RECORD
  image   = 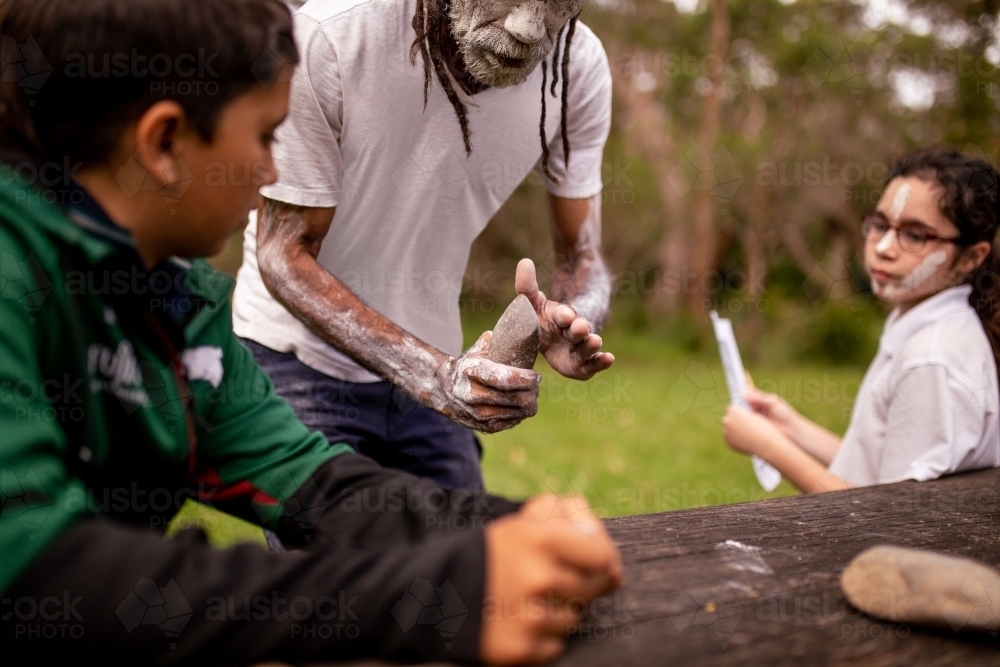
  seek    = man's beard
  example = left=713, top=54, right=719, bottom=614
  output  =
left=448, top=5, right=554, bottom=88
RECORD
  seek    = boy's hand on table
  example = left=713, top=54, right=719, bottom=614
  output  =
left=481, top=494, right=623, bottom=665
left=722, top=405, right=785, bottom=458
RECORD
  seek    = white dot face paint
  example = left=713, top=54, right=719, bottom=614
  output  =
left=890, top=182, right=912, bottom=221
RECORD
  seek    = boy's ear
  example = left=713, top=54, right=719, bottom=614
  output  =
left=130, top=100, right=189, bottom=189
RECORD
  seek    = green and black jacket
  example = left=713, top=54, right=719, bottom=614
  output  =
left=0, top=153, right=515, bottom=665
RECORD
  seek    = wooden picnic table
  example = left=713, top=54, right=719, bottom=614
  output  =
left=331, top=468, right=998, bottom=667
left=561, top=466, right=999, bottom=666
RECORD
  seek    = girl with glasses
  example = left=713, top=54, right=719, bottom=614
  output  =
left=721, top=147, right=1000, bottom=492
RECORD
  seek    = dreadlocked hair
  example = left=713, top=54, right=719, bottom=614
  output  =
left=410, top=0, right=578, bottom=182
left=410, top=0, right=472, bottom=155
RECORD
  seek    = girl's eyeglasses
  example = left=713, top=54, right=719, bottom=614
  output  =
left=861, top=215, right=960, bottom=253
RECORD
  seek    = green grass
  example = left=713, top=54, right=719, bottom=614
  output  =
left=466, top=315, right=864, bottom=517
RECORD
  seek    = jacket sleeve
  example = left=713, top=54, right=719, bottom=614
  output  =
left=0, top=227, right=87, bottom=594
left=3, top=515, right=488, bottom=665
left=189, top=300, right=352, bottom=527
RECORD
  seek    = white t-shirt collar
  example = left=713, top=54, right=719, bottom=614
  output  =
left=878, top=284, right=974, bottom=358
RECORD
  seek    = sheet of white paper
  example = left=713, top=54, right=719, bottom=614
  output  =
left=710, top=311, right=782, bottom=492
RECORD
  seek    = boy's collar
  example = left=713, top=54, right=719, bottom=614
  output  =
left=0, top=165, right=230, bottom=302
left=64, top=177, right=196, bottom=274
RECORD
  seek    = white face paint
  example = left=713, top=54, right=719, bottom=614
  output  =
left=874, top=249, right=948, bottom=300
left=875, top=228, right=897, bottom=254
left=449, top=0, right=585, bottom=88
left=890, top=182, right=911, bottom=221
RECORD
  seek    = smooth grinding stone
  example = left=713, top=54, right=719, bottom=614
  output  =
left=841, top=545, right=999, bottom=633
left=488, top=295, right=540, bottom=369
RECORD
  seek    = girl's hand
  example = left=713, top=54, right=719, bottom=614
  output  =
left=744, top=375, right=799, bottom=431
left=721, top=405, right=784, bottom=457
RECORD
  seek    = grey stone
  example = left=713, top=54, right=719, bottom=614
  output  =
left=840, top=545, right=999, bottom=633
left=488, top=294, right=540, bottom=369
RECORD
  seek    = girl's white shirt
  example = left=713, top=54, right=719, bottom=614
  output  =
left=829, top=284, right=1000, bottom=486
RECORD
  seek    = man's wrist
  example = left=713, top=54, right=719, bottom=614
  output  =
left=565, top=271, right=611, bottom=332
left=381, top=342, right=452, bottom=414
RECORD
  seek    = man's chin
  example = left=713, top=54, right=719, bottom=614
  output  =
left=465, top=51, right=538, bottom=89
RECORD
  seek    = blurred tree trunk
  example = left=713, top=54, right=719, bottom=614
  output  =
left=608, top=42, right=685, bottom=313
left=741, top=188, right=767, bottom=363
left=687, top=0, right=730, bottom=313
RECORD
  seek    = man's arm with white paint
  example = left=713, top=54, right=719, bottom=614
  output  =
left=514, top=193, right=615, bottom=381
left=549, top=193, right=612, bottom=330
left=255, top=196, right=540, bottom=433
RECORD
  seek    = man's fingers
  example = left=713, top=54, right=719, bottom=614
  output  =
left=559, top=315, right=591, bottom=343
left=574, top=352, right=615, bottom=379
left=462, top=385, right=538, bottom=409
left=572, top=333, right=603, bottom=357
left=476, top=417, right=524, bottom=434
left=515, top=258, right=546, bottom=310
left=551, top=304, right=578, bottom=329
left=468, top=330, right=493, bottom=357
left=463, top=358, right=540, bottom=391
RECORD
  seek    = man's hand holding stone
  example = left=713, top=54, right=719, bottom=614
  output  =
left=436, top=331, right=540, bottom=433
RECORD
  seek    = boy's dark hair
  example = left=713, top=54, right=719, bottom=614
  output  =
left=888, top=147, right=1000, bottom=377
left=0, top=0, right=298, bottom=165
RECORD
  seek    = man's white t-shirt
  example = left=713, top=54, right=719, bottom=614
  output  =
left=829, top=285, right=1000, bottom=486
left=234, top=0, right=612, bottom=382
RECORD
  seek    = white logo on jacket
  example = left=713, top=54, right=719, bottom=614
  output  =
left=88, top=340, right=148, bottom=406
left=181, top=346, right=224, bottom=389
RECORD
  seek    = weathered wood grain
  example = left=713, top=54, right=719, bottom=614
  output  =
left=319, top=468, right=999, bottom=667
left=562, top=467, right=999, bottom=666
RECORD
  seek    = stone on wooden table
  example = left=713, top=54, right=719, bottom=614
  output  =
left=841, top=545, right=999, bottom=633
left=488, top=294, right=539, bottom=370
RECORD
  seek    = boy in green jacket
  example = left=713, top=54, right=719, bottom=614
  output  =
left=0, top=0, right=621, bottom=664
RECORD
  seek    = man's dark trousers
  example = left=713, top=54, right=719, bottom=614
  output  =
left=241, top=338, right=483, bottom=490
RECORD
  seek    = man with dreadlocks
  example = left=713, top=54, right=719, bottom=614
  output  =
left=234, top=0, right=614, bottom=490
